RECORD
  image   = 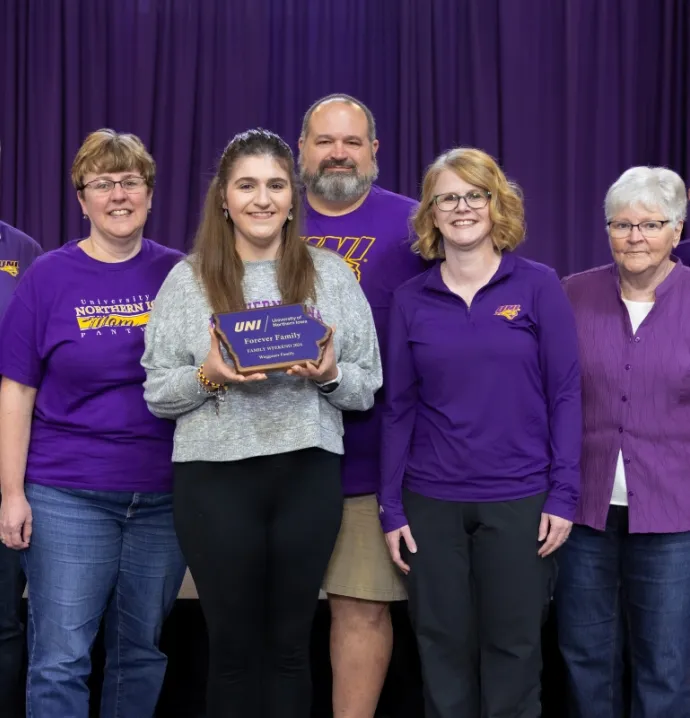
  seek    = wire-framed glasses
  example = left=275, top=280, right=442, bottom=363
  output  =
left=433, top=190, right=491, bottom=211
left=607, top=220, right=671, bottom=239
left=81, top=177, right=148, bottom=195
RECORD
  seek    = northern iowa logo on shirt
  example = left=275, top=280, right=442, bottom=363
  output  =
left=494, top=304, right=521, bottom=320
left=302, top=235, right=375, bottom=282
left=75, top=295, right=154, bottom=337
left=0, top=260, right=19, bottom=277
left=245, top=298, right=324, bottom=322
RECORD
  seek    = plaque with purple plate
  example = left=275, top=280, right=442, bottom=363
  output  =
left=212, top=304, right=332, bottom=375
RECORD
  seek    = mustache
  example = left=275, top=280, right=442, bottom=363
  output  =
left=318, top=159, right=357, bottom=172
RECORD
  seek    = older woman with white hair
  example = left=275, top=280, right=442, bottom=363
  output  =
left=556, top=166, right=690, bottom=718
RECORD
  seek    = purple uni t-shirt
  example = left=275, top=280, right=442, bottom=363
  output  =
left=303, top=185, right=427, bottom=495
left=0, top=238, right=183, bottom=492
left=0, top=221, right=42, bottom=320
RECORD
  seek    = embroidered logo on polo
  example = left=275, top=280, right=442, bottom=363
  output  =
left=302, top=235, right=375, bottom=282
left=74, top=295, right=154, bottom=337
left=494, top=304, right=521, bottom=320
left=0, top=260, right=19, bottom=277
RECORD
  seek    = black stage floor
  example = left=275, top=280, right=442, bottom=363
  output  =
left=13, top=598, right=572, bottom=716
left=98, top=599, right=569, bottom=717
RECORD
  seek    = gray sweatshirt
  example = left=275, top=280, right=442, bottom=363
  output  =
left=141, top=246, right=382, bottom=463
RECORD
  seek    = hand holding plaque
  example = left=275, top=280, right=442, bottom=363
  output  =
left=202, top=326, right=268, bottom=385
left=212, top=304, right=332, bottom=376
left=285, top=326, right=337, bottom=383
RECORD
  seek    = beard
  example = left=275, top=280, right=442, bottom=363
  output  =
left=300, top=156, right=379, bottom=202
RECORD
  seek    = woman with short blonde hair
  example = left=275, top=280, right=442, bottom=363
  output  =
left=380, top=147, right=581, bottom=718
left=412, top=146, right=525, bottom=259
left=0, top=129, right=185, bottom=718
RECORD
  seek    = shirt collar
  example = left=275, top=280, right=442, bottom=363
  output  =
left=423, top=251, right=517, bottom=295
left=610, top=255, right=683, bottom=300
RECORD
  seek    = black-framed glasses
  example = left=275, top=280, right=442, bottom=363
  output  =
left=433, top=190, right=491, bottom=211
left=607, top=220, right=671, bottom=239
left=80, top=177, right=148, bottom=195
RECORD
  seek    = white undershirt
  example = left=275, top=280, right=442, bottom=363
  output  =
left=611, top=298, right=654, bottom=506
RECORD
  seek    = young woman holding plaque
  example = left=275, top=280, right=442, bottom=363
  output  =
left=141, top=129, right=382, bottom=718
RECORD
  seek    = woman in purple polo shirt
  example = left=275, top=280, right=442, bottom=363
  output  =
left=379, top=147, right=582, bottom=718
left=0, top=130, right=185, bottom=718
left=556, top=166, right=690, bottom=718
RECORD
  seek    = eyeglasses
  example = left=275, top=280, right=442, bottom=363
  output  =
left=81, top=177, right=148, bottom=195
left=607, top=220, right=671, bottom=239
left=433, top=190, right=491, bottom=212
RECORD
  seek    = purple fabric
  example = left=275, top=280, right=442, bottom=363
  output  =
left=2, top=0, right=689, bottom=277
left=0, top=239, right=183, bottom=492
left=0, top=221, right=42, bottom=321
left=673, top=240, right=690, bottom=265
left=563, top=260, right=690, bottom=534
left=303, top=185, right=426, bottom=495
left=379, top=254, right=582, bottom=534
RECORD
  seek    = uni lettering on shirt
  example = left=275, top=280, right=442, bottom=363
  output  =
left=302, top=184, right=425, bottom=497
left=243, top=299, right=323, bottom=322
left=302, top=235, right=376, bottom=282
left=0, top=260, right=19, bottom=277
left=494, top=304, right=522, bottom=320
left=0, top=220, right=43, bottom=323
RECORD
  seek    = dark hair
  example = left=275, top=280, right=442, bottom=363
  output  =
left=192, top=129, right=315, bottom=313
left=300, top=93, right=377, bottom=143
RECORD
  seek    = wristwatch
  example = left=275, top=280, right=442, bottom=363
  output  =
left=315, top=366, right=342, bottom=394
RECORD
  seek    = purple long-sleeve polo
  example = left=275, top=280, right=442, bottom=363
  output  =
left=379, top=253, right=582, bottom=533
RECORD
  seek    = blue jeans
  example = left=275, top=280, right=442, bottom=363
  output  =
left=22, top=483, right=186, bottom=718
left=555, top=506, right=690, bottom=718
left=0, top=524, right=26, bottom=718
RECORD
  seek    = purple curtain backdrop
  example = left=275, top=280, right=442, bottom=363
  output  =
left=1, top=0, right=689, bottom=275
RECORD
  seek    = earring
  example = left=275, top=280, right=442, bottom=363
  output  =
left=287, top=209, right=293, bottom=221
left=223, top=208, right=229, bottom=220
left=83, top=214, right=88, bottom=220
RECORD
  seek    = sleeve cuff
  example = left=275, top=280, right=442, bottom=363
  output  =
left=315, top=365, right=342, bottom=389
left=0, top=366, right=41, bottom=389
left=542, top=494, right=576, bottom=522
left=378, top=502, right=408, bottom=533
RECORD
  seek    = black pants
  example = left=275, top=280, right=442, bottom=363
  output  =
left=402, top=489, right=556, bottom=718
left=0, top=497, right=26, bottom=718
left=174, top=449, right=343, bottom=718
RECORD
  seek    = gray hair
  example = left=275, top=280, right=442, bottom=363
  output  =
left=300, top=93, right=377, bottom=143
left=605, top=166, right=687, bottom=227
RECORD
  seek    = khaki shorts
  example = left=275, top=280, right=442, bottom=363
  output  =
left=322, top=494, right=407, bottom=602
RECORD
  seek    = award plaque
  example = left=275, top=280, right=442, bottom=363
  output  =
left=212, top=304, right=332, bottom=375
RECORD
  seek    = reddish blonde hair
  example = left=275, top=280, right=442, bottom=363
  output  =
left=412, top=147, right=525, bottom=259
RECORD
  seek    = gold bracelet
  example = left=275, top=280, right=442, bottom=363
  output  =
left=197, top=365, right=224, bottom=392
